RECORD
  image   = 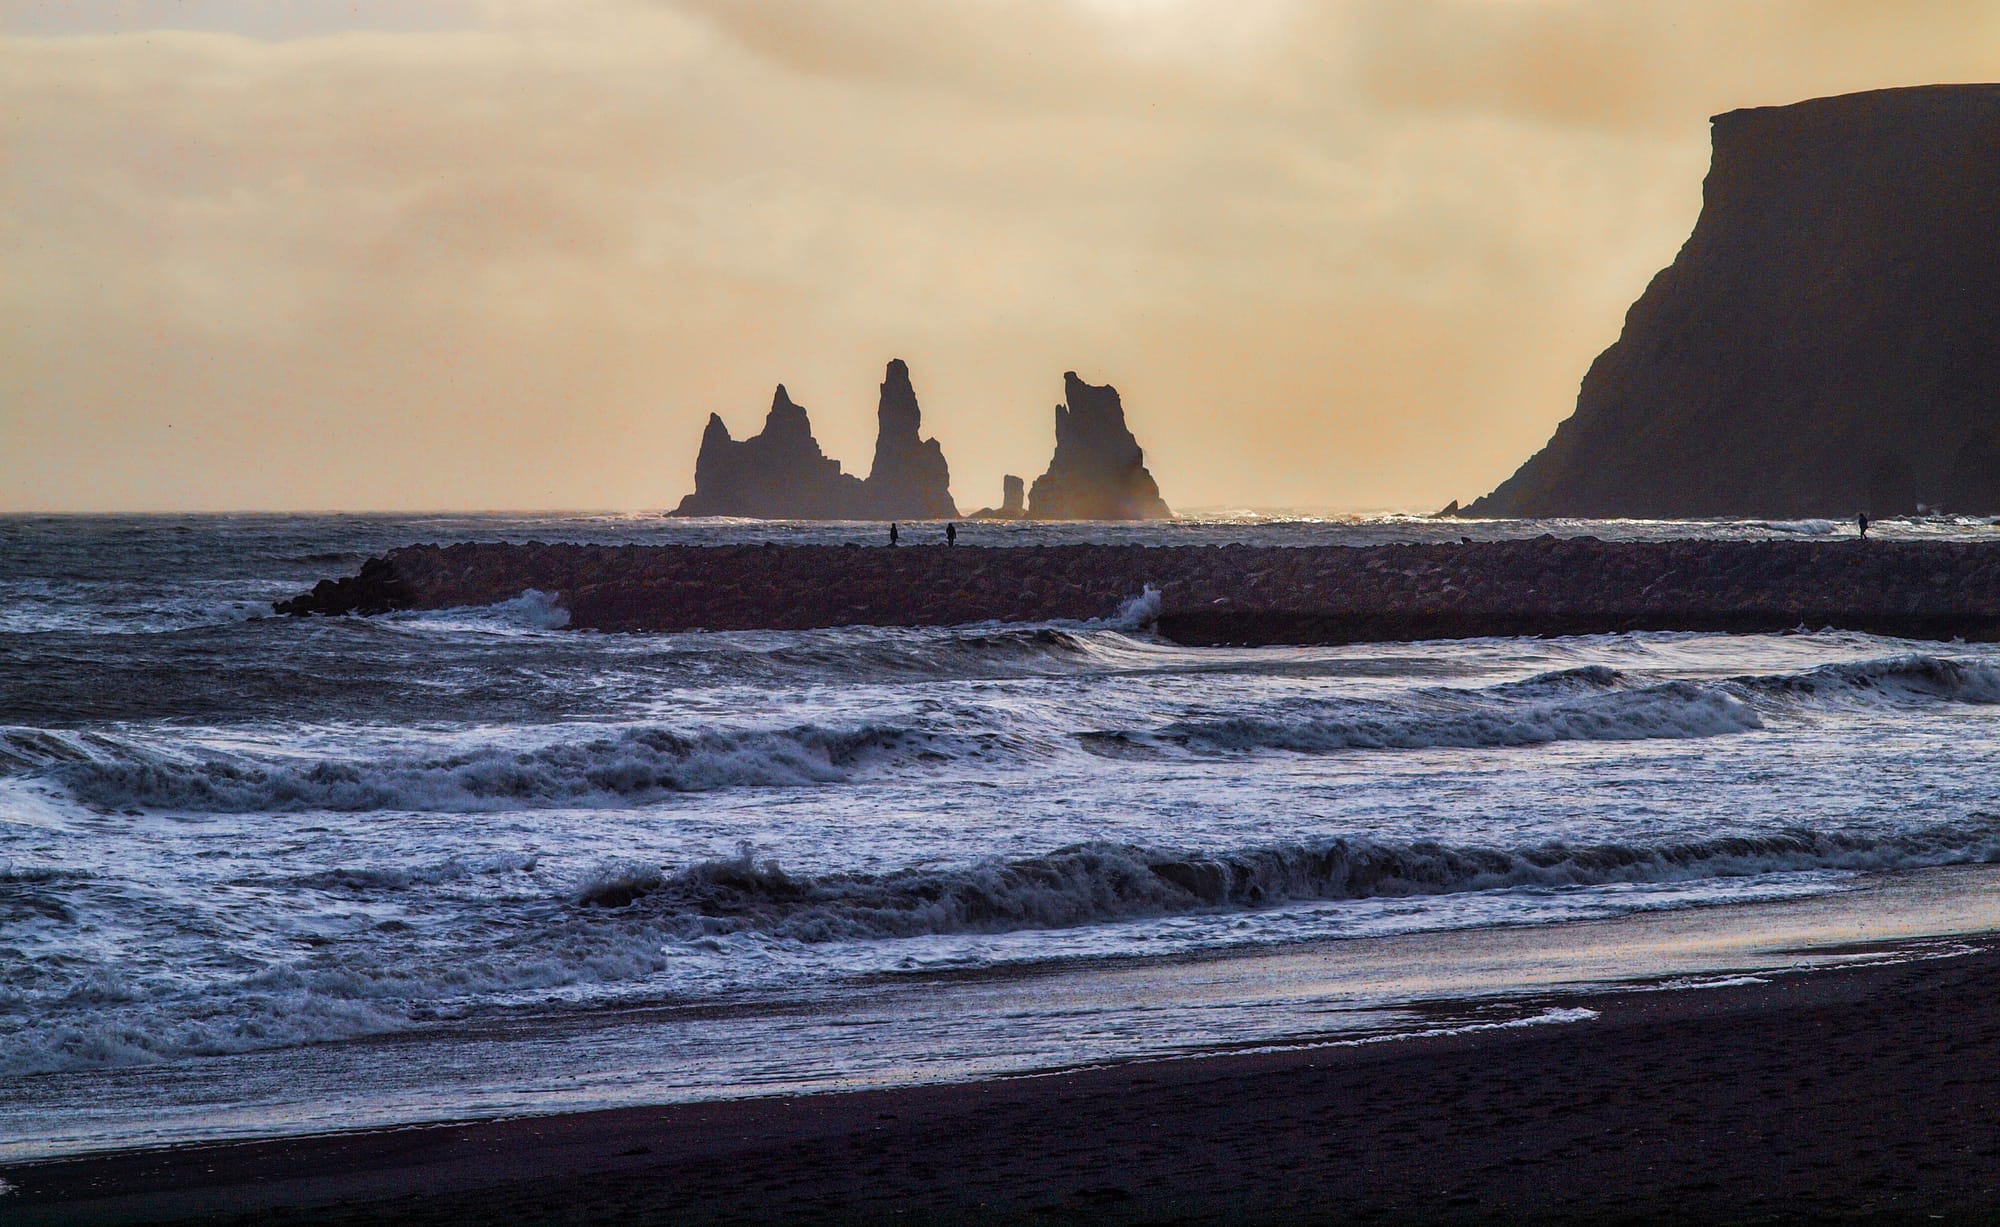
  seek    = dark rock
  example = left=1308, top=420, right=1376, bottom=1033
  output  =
left=673, top=361, right=957, bottom=520
left=273, top=555, right=413, bottom=616
left=1026, top=373, right=1171, bottom=520
left=1468, top=85, right=2000, bottom=518
left=972, top=475, right=1028, bottom=519
left=863, top=359, right=958, bottom=519
left=278, top=539, right=2000, bottom=644
left=672, top=386, right=869, bottom=518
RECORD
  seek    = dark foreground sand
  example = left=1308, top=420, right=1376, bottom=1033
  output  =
left=15, top=944, right=2000, bottom=1226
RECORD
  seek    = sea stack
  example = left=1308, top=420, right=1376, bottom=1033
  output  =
left=1000, top=474, right=1025, bottom=516
left=672, top=386, right=868, bottom=518
left=972, top=476, right=1027, bottom=519
left=1026, top=372, right=1171, bottom=520
left=672, top=361, right=958, bottom=519
left=1466, top=85, right=2000, bottom=518
left=862, top=360, right=958, bottom=519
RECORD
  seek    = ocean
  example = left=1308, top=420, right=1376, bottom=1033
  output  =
left=8, top=511, right=2000, bottom=1161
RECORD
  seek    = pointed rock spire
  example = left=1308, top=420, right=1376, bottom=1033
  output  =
left=672, top=384, right=867, bottom=517
left=863, top=359, right=957, bottom=519
left=1026, top=371, right=1170, bottom=520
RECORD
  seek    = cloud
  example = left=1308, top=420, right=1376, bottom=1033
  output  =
left=3, top=1, right=1997, bottom=511
left=1351, top=0, right=2000, bottom=132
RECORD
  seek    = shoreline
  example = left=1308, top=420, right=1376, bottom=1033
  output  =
left=274, top=538, right=2000, bottom=643
left=18, top=865, right=2000, bottom=1224
left=15, top=942, right=2000, bottom=1224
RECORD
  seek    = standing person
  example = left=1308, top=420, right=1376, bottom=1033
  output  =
left=945, top=522, right=957, bottom=547
left=889, top=522, right=899, bottom=547
left=1858, top=513, right=1869, bottom=539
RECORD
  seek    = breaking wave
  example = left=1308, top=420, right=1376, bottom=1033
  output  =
left=1103, top=584, right=1162, bottom=631
left=1153, top=680, right=1762, bottom=754
left=1735, top=654, right=2000, bottom=706
left=582, top=820, right=2000, bottom=942
left=731, top=625, right=1094, bottom=683
left=44, top=723, right=1000, bottom=814
left=1120, top=655, right=2000, bottom=759
left=391, top=588, right=570, bottom=632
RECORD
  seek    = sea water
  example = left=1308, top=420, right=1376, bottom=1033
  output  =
left=7, top=511, right=2000, bottom=1159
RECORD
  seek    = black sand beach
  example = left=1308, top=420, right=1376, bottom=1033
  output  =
left=16, top=940, right=2000, bottom=1225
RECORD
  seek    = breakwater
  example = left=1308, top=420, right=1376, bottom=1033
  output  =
left=274, top=538, right=2000, bottom=645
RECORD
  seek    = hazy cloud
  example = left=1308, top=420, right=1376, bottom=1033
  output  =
left=3, top=1, right=1996, bottom=510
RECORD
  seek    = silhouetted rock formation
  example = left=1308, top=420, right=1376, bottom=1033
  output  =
left=1027, top=373, right=1171, bottom=519
left=672, top=385, right=868, bottom=518
left=672, top=361, right=955, bottom=519
left=973, top=475, right=1026, bottom=519
left=863, top=360, right=958, bottom=519
left=1467, top=85, right=2000, bottom=518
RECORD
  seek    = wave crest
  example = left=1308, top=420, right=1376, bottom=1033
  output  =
left=1738, top=654, right=2000, bottom=705
left=587, top=820, right=2000, bottom=942
left=49, top=724, right=969, bottom=814
left=1154, top=680, right=1760, bottom=754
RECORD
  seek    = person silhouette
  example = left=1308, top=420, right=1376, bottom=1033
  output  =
left=1858, top=513, right=1869, bottom=539
left=946, top=522, right=957, bottom=547
left=889, top=522, right=899, bottom=547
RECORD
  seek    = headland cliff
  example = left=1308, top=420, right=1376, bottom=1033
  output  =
left=1468, top=85, right=2000, bottom=518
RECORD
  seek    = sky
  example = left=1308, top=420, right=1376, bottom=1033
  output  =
left=5, top=1, right=2000, bottom=513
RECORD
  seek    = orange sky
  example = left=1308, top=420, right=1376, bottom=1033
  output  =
left=5, top=1, right=2000, bottom=513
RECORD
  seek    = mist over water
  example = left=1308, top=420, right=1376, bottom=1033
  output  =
left=8, top=512, right=2000, bottom=1156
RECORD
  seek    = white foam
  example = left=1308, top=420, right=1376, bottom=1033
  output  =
left=1105, top=584, right=1162, bottom=631
left=1231, top=1006, right=1603, bottom=1056
left=390, top=588, right=570, bottom=632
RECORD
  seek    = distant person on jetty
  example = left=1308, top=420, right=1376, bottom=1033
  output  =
left=946, top=522, right=957, bottom=547
left=1858, top=513, right=1869, bottom=538
left=889, top=522, right=899, bottom=547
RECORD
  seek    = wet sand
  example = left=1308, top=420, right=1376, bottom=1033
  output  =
left=15, top=941, right=2000, bottom=1225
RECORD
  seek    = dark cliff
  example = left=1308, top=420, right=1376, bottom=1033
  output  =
left=1468, top=85, right=2000, bottom=518
left=1027, top=372, right=1171, bottom=520
left=862, top=359, right=958, bottom=519
left=672, top=361, right=955, bottom=519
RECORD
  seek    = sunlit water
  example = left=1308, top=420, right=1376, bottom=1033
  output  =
left=7, top=511, right=2000, bottom=1159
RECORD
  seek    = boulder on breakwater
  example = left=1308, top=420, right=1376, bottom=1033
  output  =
left=276, top=538, right=2000, bottom=644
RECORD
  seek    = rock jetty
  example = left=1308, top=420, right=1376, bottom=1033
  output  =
left=1468, top=85, right=2000, bottom=518
left=1027, top=373, right=1171, bottom=520
left=277, top=538, right=2000, bottom=645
